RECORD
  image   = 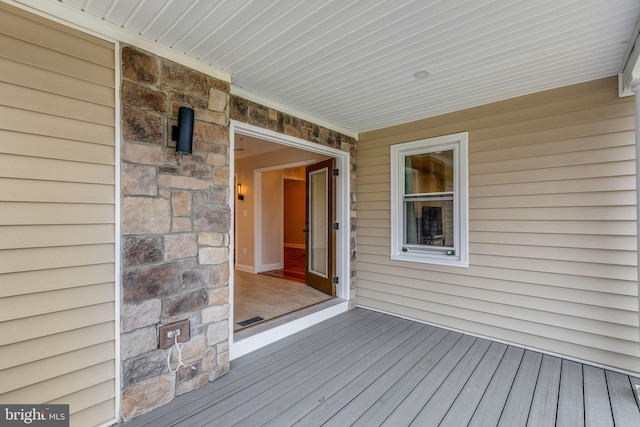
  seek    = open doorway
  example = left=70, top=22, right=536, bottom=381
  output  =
left=229, top=122, right=351, bottom=359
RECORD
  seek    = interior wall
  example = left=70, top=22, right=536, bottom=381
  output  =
left=356, top=76, right=640, bottom=374
left=234, top=145, right=327, bottom=272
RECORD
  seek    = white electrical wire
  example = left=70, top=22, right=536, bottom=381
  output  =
left=167, top=334, right=189, bottom=374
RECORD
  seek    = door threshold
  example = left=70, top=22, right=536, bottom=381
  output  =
left=230, top=298, right=348, bottom=359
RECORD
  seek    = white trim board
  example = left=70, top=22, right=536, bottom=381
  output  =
left=229, top=120, right=352, bottom=359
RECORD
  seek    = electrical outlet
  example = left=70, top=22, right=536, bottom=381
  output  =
left=158, top=320, right=190, bottom=349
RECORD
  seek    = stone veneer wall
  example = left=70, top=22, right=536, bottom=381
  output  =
left=229, top=96, right=358, bottom=307
left=119, top=45, right=232, bottom=421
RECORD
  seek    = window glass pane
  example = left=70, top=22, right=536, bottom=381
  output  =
left=405, top=200, right=454, bottom=247
left=404, top=150, right=454, bottom=195
left=309, top=169, right=328, bottom=276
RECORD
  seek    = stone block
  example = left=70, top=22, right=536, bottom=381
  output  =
left=121, top=326, right=157, bottom=359
left=174, top=335, right=207, bottom=364
left=193, top=205, right=230, bottom=233
left=158, top=174, right=211, bottom=190
left=208, top=187, right=228, bottom=204
left=217, top=341, right=229, bottom=353
left=182, top=162, right=212, bottom=179
left=207, top=287, right=229, bottom=305
left=207, top=264, right=229, bottom=287
left=122, top=349, right=168, bottom=388
left=122, top=46, right=159, bottom=85
left=161, top=60, right=208, bottom=97
left=248, top=104, right=268, bottom=127
left=207, top=77, right=230, bottom=92
left=209, top=364, right=230, bottom=382
left=162, top=289, right=208, bottom=317
left=122, top=107, right=162, bottom=144
left=207, top=88, right=228, bottom=112
left=120, top=374, right=174, bottom=422
left=121, top=197, right=171, bottom=235
left=206, top=153, right=226, bottom=166
left=229, top=96, right=248, bottom=121
left=200, top=347, right=217, bottom=372
left=170, top=91, right=208, bottom=111
left=122, top=163, right=158, bottom=196
left=182, top=269, right=209, bottom=290
left=212, top=166, right=229, bottom=186
left=123, top=236, right=163, bottom=268
left=198, top=232, right=224, bottom=247
left=206, top=320, right=229, bottom=346
left=172, top=191, right=192, bottom=217
left=122, top=81, right=167, bottom=113
left=217, top=350, right=229, bottom=367
left=164, top=233, right=197, bottom=261
left=121, top=299, right=162, bottom=333
left=123, top=263, right=181, bottom=302
left=122, top=142, right=164, bottom=165
left=176, top=374, right=209, bottom=397
left=198, top=247, right=228, bottom=265
left=201, top=303, right=229, bottom=323
left=194, top=121, right=229, bottom=145
left=197, top=109, right=227, bottom=127
left=171, top=217, right=192, bottom=232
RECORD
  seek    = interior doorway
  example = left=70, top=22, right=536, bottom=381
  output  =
left=229, top=121, right=351, bottom=359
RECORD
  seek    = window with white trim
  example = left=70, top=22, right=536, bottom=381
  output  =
left=390, top=132, right=469, bottom=267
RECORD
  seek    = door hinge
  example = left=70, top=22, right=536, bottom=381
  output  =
left=332, top=276, right=339, bottom=284
left=332, top=222, right=339, bottom=230
left=332, top=168, right=339, bottom=176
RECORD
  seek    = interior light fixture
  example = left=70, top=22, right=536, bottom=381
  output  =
left=237, top=183, right=244, bottom=201
left=171, top=107, right=195, bottom=154
left=413, top=70, right=430, bottom=79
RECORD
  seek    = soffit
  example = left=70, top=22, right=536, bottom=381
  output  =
left=39, top=0, right=640, bottom=134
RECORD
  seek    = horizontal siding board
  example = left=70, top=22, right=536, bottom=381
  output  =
left=49, top=380, right=116, bottom=415
left=469, top=219, right=636, bottom=236
left=0, top=33, right=114, bottom=86
left=0, top=203, right=115, bottom=225
left=0, top=264, right=115, bottom=297
left=469, top=206, right=636, bottom=221
left=0, top=245, right=115, bottom=274
left=357, top=269, right=637, bottom=313
left=470, top=232, right=636, bottom=251
left=358, top=259, right=638, bottom=300
left=471, top=131, right=634, bottom=164
left=470, top=176, right=636, bottom=197
left=0, top=282, right=115, bottom=322
left=0, top=341, right=115, bottom=395
left=0, top=322, right=115, bottom=370
left=0, top=361, right=115, bottom=404
left=0, top=130, right=115, bottom=164
left=0, top=56, right=114, bottom=106
left=470, top=191, right=636, bottom=209
left=0, top=224, right=115, bottom=249
left=0, top=178, right=115, bottom=204
left=0, top=153, right=115, bottom=184
left=0, top=106, right=115, bottom=145
left=0, top=7, right=114, bottom=69
left=0, top=303, right=115, bottom=346
left=69, top=400, right=115, bottom=427
left=358, top=279, right=638, bottom=338
left=0, top=81, right=114, bottom=126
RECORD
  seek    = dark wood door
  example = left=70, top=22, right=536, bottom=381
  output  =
left=305, top=159, right=335, bottom=295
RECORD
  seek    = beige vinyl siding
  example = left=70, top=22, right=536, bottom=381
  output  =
left=356, top=77, right=640, bottom=374
left=0, top=3, right=116, bottom=427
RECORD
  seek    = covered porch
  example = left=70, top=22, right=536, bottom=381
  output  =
left=123, top=308, right=640, bottom=426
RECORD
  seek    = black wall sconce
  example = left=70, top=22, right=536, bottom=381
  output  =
left=237, top=183, right=244, bottom=201
left=171, top=107, right=194, bottom=154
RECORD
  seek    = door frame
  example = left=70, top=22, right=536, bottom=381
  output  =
left=229, top=120, right=351, bottom=359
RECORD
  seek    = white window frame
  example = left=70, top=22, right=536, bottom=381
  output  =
left=390, top=132, right=469, bottom=267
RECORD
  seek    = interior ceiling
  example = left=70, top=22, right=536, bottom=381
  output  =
left=50, top=0, right=640, bottom=135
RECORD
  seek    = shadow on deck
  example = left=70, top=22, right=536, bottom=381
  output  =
left=121, top=308, right=640, bottom=426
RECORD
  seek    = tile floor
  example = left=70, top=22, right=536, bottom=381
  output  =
left=233, top=270, right=334, bottom=332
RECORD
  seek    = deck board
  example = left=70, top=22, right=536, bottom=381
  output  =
left=121, top=308, right=640, bottom=427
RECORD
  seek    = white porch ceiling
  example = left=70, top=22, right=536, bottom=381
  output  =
left=41, top=0, right=640, bottom=134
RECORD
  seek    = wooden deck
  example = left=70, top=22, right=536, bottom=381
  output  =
left=122, top=308, right=640, bottom=426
